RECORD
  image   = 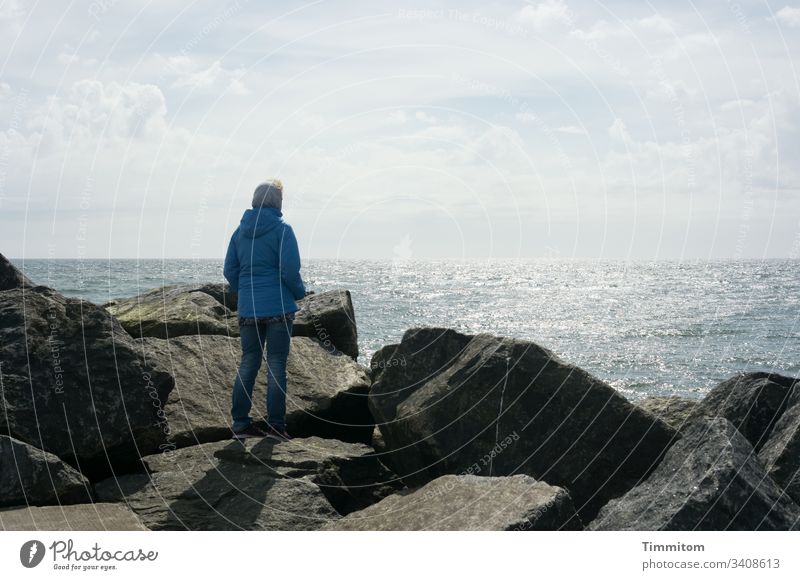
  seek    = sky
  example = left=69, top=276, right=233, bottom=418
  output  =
left=0, top=0, right=799, bottom=260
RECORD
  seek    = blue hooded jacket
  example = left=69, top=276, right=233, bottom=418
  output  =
left=223, top=207, right=306, bottom=317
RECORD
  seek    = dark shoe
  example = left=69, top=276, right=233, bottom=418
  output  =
left=232, top=423, right=267, bottom=440
left=264, top=424, right=292, bottom=441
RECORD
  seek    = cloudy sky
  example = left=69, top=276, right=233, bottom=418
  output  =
left=1, top=0, right=798, bottom=260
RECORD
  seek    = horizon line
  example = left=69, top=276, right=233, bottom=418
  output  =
left=9, top=256, right=800, bottom=262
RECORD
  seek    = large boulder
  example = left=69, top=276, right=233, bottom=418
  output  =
left=293, top=290, right=359, bottom=359
left=759, top=384, right=800, bottom=504
left=690, top=372, right=797, bottom=451
left=138, top=335, right=373, bottom=446
left=104, top=285, right=239, bottom=339
left=95, top=437, right=399, bottom=530
left=0, top=503, right=146, bottom=531
left=323, top=474, right=582, bottom=531
left=369, top=328, right=677, bottom=521
left=1, top=436, right=92, bottom=507
left=589, top=417, right=800, bottom=530
left=0, top=286, right=174, bottom=479
left=192, top=282, right=237, bottom=311
left=104, top=286, right=360, bottom=360
left=637, top=396, right=699, bottom=433
left=0, top=253, right=31, bottom=290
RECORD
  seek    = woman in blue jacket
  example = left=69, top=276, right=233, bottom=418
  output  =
left=224, top=180, right=306, bottom=440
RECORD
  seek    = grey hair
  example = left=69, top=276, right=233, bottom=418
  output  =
left=252, top=179, right=283, bottom=210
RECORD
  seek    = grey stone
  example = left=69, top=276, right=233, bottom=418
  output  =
left=637, top=396, right=699, bottom=433
left=323, top=474, right=582, bottom=531
left=104, top=286, right=360, bottom=360
left=0, top=286, right=174, bottom=479
left=104, top=285, right=239, bottom=339
left=589, top=417, right=800, bottom=530
left=95, top=437, right=399, bottom=530
left=371, top=426, right=386, bottom=454
left=192, top=282, right=237, bottom=312
left=0, top=253, right=31, bottom=291
left=294, top=290, right=358, bottom=359
left=691, top=372, right=797, bottom=451
left=369, top=327, right=677, bottom=521
left=137, top=335, right=373, bottom=446
left=0, top=436, right=92, bottom=507
left=0, top=503, right=146, bottom=531
left=759, top=385, right=800, bottom=504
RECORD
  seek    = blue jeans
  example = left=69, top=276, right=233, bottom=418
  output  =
left=231, top=318, right=293, bottom=432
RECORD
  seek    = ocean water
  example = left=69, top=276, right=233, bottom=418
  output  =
left=14, top=258, right=800, bottom=402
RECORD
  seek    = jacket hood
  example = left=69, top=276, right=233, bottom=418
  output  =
left=239, top=207, right=284, bottom=239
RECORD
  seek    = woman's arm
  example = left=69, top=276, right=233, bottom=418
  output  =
left=279, top=224, right=306, bottom=300
left=223, top=228, right=240, bottom=292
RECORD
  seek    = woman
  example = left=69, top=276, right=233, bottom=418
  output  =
left=224, top=180, right=306, bottom=440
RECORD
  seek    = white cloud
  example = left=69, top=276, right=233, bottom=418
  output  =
left=608, top=118, right=631, bottom=143
left=515, top=112, right=539, bottom=123
left=415, top=111, right=437, bottom=123
left=571, top=19, right=626, bottom=42
left=57, top=52, right=79, bottom=65
left=1, top=0, right=798, bottom=257
left=57, top=44, right=101, bottom=68
left=169, top=58, right=223, bottom=89
left=719, top=98, right=756, bottom=112
left=660, top=32, right=717, bottom=61
left=516, top=0, right=571, bottom=30
left=601, top=91, right=800, bottom=203
left=165, top=56, right=249, bottom=94
left=0, top=0, right=23, bottom=20
left=1, top=80, right=168, bottom=171
left=412, top=123, right=470, bottom=143
left=556, top=125, right=587, bottom=135
left=645, top=78, right=697, bottom=102
left=572, top=14, right=680, bottom=44
left=389, top=110, right=408, bottom=124
left=776, top=6, right=800, bottom=27
left=638, top=14, right=674, bottom=33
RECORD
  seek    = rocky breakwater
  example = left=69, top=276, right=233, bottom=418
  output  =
left=368, top=327, right=678, bottom=522
left=0, top=253, right=390, bottom=530
left=105, top=284, right=359, bottom=359
left=367, top=328, right=800, bottom=530
left=136, top=334, right=373, bottom=447
left=95, top=437, right=398, bottom=530
left=3, top=251, right=799, bottom=532
left=0, top=254, right=174, bottom=481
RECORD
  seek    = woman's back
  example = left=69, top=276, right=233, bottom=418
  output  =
left=224, top=187, right=305, bottom=318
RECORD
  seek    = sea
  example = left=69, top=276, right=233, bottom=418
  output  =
left=14, top=258, right=800, bottom=402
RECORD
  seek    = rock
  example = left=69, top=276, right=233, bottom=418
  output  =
left=104, top=285, right=239, bottom=339
left=759, top=385, right=800, bottom=504
left=192, top=282, right=237, bottom=311
left=0, top=436, right=92, bottom=507
left=138, top=335, right=373, bottom=446
left=589, top=417, right=800, bottom=530
left=369, top=328, right=677, bottom=521
left=637, top=396, right=699, bottom=433
left=371, top=426, right=386, bottom=453
left=104, top=285, right=360, bottom=358
left=95, top=437, right=399, bottom=530
left=323, top=474, right=582, bottom=531
left=691, top=372, right=797, bottom=451
left=0, top=253, right=32, bottom=290
left=0, top=286, right=174, bottom=479
left=294, top=290, right=358, bottom=359
left=136, top=334, right=245, bottom=448
left=0, top=503, right=147, bottom=531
